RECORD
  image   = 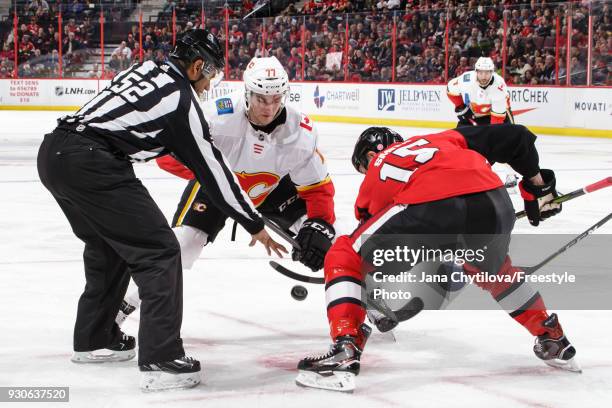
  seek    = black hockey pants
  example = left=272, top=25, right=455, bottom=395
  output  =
left=37, top=129, right=185, bottom=365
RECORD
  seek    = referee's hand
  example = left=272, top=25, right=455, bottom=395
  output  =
left=250, top=229, right=288, bottom=258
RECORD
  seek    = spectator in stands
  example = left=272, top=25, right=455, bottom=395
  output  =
left=591, top=59, right=608, bottom=85
left=540, top=54, right=556, bottom=84
left=230, top=24, right=244, bottom=45
left=69, top=0, right=84, bottom=18
left=569, top=55, right=586, bottom=85
left=112, top=41, right=132, bottom=69
left=377, top=0, right=400, bottom=10
left=363, top=49, right=377, bottom=78
left=143, top=35, right=156, bottom=52
left=396, top=55, right=409, bottom=81
left=19, top=62, right=34, bottom=78
left=463, top=28, right=482, bottom=58
left=133, top=42, right=143, bottom=63
left=49, top=31, right=60, bottom=55
left=28, top=0, right=50, bottom=19
left=109, top=53, right=122, bottom=72
left=45, top=49, right=59, bottom=73
left=0, top=65, right=10, bottom=78
left=33, top=27, right=47, bottom=52
left=62, top=31, right=82, bottom=60
left=19, top=34, right=35, bottom=62
left=454, top=56, right=469, bottom=77
left=126, top=32, right=136, bottom=52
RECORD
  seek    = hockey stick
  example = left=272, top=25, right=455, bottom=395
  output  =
left=515, top=177, right=612, bottom=219
left=271, top=178, right=612, bottom=284
left=270, top=260, right=324, bottom=284
left=518, top=212, right=612, bottom=275
left=263, top=217, right=301, bottom=250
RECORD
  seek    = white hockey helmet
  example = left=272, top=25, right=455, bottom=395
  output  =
left=243, top=56, right=289, bottom=111
left=475, top=57, right=495, bottom=71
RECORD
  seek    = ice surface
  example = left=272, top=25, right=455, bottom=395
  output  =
left=0, top=111, right=611, bottom=407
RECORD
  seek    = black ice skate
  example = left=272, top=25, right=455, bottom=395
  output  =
left=71, top=332, right=136, bottom=363
left=296, top=324, right=371, bottom=392
left=534, top=313, right=581, bottom=373
left=140, top=356, right=201, bottom=392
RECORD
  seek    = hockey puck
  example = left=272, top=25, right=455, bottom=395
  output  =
left=291, top=285, right=308, bottom=301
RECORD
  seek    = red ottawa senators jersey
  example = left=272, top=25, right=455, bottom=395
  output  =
left=355, top=129, right=507, bottom=219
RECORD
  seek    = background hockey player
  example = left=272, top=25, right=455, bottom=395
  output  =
left=447, top=57, right=514, bottom=127
left=296, top=125, right=579, bottom=393
left=37, top=29, right=286, bottom=392
left=117, top=57, right=336, bottom=324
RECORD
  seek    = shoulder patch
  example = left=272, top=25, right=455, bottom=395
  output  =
left=215, top=98, right=234, bottom=115
left=463, top=73, right=470, bottom=82
left=299, top=113, right=313, bottom=132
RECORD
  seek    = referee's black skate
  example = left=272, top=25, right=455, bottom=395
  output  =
left=140, top=356, right=201, bottom=392
left=533, top=313, right=581, bottom=373
left=71, top=331, right=136, bottom=363
left=296, top=324, right=371, bottom=392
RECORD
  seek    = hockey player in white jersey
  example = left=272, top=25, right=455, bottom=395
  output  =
left=116, top=57, right=336, bottom=325
left=447, top=57, right=514, bottom=127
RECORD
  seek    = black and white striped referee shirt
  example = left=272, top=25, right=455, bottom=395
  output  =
left=57, top=60, right=264, bottom=234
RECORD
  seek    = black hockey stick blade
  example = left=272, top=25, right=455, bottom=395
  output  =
left=395, top=297, right=425, bottom=322
left=518, top=212, right=612, bottom=275
left=516, top=177, right=612, bottom=219
left=270, top=261, right=324, bottom=284
left=263, top=217, right=301, bottom=250
left=366, top=290, right=398, bottom=324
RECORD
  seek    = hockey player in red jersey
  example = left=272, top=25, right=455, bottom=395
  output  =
left=296, top=125, right=579, bottom=392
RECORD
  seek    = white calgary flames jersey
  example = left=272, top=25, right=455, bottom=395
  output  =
left=200, top=92, right=329, bottom=207
left=447, top=71, right=510, bottom=118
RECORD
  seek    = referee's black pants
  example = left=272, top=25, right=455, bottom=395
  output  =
left=37, top=129, right=185, bottom=365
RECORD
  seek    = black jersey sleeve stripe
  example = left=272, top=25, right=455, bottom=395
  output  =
left=458, top=124, right=540, bottom=178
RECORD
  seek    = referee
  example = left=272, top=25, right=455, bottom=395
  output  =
left=37, top=29, right=285, bottom=391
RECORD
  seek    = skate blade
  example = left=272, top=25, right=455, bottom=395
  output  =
left=377, top=330, right=397, bottom=343
left=295, top=370, right=355, bottom=393
left=140, top=371, right=201, bottom=392
left=544, top=357, right=582, bottom=373
left=71, top=349, right=135, bottom=363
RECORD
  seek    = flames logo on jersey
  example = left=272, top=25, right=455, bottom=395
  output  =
left=235, top=171, right=280, bottom=206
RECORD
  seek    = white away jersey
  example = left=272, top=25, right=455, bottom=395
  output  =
left=447, top=71, right=510, bottom=118
left=200, top=92, right=329, bottom=206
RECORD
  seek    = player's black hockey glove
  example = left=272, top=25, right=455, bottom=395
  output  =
left=455, top=104, right=475, bottom=125
left=292, top=218, right=335, bottom=271
left=519, top=169, right=562, bottom=226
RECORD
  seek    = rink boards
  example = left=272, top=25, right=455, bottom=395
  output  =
left=0, top=79, right=610, bottom=138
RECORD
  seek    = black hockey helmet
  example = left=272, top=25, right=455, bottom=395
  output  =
left=170, top=28, right=225, bottom=71
left=351, top=127, right=403, bottom=173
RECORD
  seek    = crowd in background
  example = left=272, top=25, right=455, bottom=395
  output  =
left=0, top=0, right=609, bottom=85
left=0, top=0, right=134, bottom=78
